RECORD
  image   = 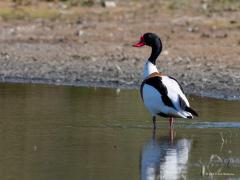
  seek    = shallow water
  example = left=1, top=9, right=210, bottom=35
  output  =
left=0, top=83, right=239, bottom=180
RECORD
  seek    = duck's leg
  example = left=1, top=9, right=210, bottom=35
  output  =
left=169, top=117, right=174, bottom=128
left=152, top=116, right=156, bottom=129
left=152, top=126, right=156, bottom=140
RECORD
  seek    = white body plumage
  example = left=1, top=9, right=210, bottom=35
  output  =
left=142, top=61, right=193, bottom=119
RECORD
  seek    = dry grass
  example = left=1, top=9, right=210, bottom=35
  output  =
left=0, top=6, right=61, bottom=21
left=0, top=0, right=239, bottom=22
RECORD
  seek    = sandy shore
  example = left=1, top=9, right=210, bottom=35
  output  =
left=0, top=1, right=239, bottom=100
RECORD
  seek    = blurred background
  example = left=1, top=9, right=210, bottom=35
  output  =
left=0, top=1, right=240, bottom=179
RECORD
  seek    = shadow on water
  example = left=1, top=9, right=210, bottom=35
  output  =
left=141, top=129, right=191, bottom=180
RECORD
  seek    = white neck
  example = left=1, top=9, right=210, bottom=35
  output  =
left=143, top=60, right=159, bottom=79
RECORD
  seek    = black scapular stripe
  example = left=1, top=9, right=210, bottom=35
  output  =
left=179, top=95, right=187, bottom=109
left=144, top=76, right=176, bottom=110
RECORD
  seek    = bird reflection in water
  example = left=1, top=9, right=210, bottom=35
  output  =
left=141, top=129, right=191, bottom=180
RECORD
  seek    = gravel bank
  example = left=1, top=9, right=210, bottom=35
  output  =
left=0, top=41, right=239, bottom=100
left=0, top=2, right=239, bottom=100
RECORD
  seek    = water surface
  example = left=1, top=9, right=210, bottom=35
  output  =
left=0, top=83, right=239, bottom=180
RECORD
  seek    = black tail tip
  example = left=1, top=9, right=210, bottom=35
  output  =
left=185, top=106, right=198, bottom=117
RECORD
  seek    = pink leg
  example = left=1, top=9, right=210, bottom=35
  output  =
left=169, top=117, right=174, bottom=128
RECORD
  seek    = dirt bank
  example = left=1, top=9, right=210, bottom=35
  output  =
left=0, top=1, right=239, bottom=99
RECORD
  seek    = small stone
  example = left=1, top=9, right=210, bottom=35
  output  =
left=59, top=3, right=68, bottom=9
left=29, top=37, right=34, bottom=41
left=1, top=52, right=10, bottom=59
left=116, top=65, right=122, bottom=74
left=187, top=27, right=193, bottom=32
left=48, top=2, right=54, bottom=8
left=76, top=30, right=84, bottom=36
left=162, top=50, right=169, bottom=56
left=201, top=32, right=210, bottom=38
left=187, top=26, right=198, bottom=33
left=215, top=33, right=228, bottom=38
left=9, top=28, right=16, bottom=35
left=32, top=57, right=37, bottom=62
left=102, top=1, right=116, bottom=8
left=58, top=37, right=65, bottom=43
left=91, top=57, right=96, bottom=62
left=202, top=3, right=208, bottom=11
left=230, top=20, right=237, bottom=24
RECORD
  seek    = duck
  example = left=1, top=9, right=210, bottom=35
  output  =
left=133, top=32, right=198, bottom=129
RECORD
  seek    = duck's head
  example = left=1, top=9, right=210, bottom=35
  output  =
left=133, top=33, right=162, bottom=49
left=133, top=32, right=162, bottom=64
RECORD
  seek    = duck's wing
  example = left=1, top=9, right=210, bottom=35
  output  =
left=162, top=76, right=198, bottom=117
left=142, top=76, right=177, bottom=111
left=141, top=75, right=198, bottom=118
left=162, top=76, right=189, bottom=107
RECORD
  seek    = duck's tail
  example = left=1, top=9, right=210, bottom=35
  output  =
left=185, top=106, right=198, bottom=117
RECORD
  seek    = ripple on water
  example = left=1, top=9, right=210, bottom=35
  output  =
left=186, top=122, right=240, bottom=129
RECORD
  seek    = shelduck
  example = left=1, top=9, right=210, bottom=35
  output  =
left=133, top=32, right=198, bottom=129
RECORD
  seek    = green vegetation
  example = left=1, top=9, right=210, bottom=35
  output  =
left=0, top=0, right=239, bottom=22
left=9, top=0, right=96, bottom=6
left=211, top=0, right=240, bottom=11
left=0, top=7, right=61, bottom=21
left=165, top=0, right=240, bottom=12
